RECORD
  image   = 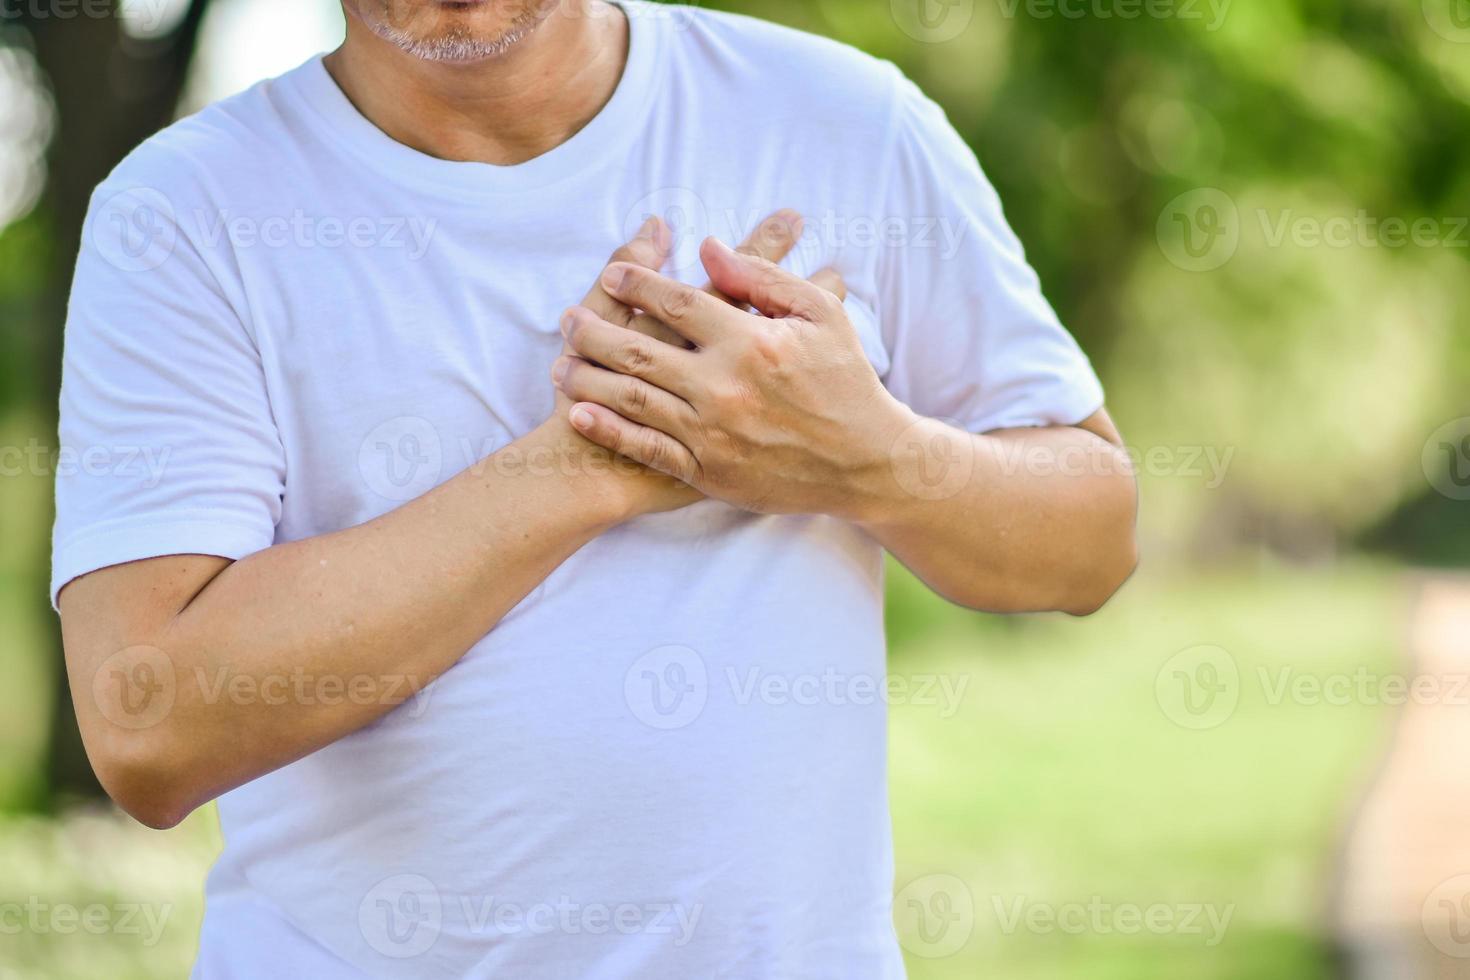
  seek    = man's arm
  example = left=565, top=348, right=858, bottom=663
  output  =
left=61, top=419, right=662, bottom=831
left=59, top=224, right=690, bottom=831
left=857, top=409, right=1137, bottom=615
left=60, top=213, right=819, bottom=831
left=553, top=238, right=1137, bottom=616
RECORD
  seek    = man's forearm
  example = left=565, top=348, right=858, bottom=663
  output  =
left=62, top=419, right=659, bottom=828
left=553, top=245, right=1138, bottom=616
left=857, top=414, right=1138, bottom=616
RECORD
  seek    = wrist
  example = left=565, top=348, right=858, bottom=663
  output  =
left=831, top=394, right=924, bottom=526
left=845, top=404, right=983, bottom=530
left=514, top=418, right=652, bottom=527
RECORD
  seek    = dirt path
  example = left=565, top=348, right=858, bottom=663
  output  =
left=1336, top=574, right=1470, bottom=979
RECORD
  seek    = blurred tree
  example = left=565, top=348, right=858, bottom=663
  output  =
left=713, top=0, right=1469, bottom=558
left=10, top=0, right=212, bottom=807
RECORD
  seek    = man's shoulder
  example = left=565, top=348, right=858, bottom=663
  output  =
left=93, top=62, right=312, bottom=210
left=659, top=4, right=904, bottom=125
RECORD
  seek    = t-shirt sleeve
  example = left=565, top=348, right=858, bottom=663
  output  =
left=50, top=181, right=286, bottom=609
left=873, top=72, right=1105, bottom=434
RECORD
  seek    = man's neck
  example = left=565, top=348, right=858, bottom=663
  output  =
left=323, top=0, right=629, bottom=167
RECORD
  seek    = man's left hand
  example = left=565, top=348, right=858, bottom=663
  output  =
left=553, top=236, right=914, bottom=519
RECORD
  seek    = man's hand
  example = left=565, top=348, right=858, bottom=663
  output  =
left=551, top=212, right=850, bottom=516
left=555, top=234, right=1138, bottom=615
left=554, top=236, right=910, bottom=518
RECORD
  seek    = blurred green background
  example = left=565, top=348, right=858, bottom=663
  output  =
left=0, top=0, right=1466, bottom=977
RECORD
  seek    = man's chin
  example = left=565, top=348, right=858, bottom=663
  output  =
left=397, top=28, right=526, bottom=64
left=358, top=3, right=551, bottom=64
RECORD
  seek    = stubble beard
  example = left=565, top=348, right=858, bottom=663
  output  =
left=362, top=1, right=556, bottom=64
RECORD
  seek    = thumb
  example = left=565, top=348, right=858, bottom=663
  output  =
left=701, top=236, right=825, bottom=320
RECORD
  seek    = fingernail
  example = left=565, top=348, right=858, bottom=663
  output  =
left=551, top=358, right=569, bottom=384
left=638, top=216, right=657, bottom=238
left=601, top=266, right=627, bottom=292
left=560, top=310, right=575, bottom=335
left=570, top=406, right=594, bottom=430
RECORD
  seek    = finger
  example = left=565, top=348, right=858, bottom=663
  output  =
left=699, top=208, right=803, bottom=309
left=600, top=264, right=745, bottom=347
left=717, top=209, right=804, bottom=299
left=807, top=267, right=847, bottom=302
left=581, top=217, right=672, bottom=328
left=700, top=236, right=839, bottom=322
left=554, top=356, right=699, bottom=443
left=626, top=315, right=687, bottom=347
left=568, top=402, right=698, bottom=484
left=561, top=306, right=702, bottom=399
left=627, top=210, right=808, bottom=345
left=627, top=310, right=693, bottom=350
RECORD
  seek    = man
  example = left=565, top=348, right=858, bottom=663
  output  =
left=54, top=0, right=1137, bottom=975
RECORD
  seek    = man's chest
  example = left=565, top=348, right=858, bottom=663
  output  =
left=221, top=182, right=873, bottom=534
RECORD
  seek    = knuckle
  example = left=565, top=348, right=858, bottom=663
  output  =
left=639, top=432, right=669, bottom=469
left=661, top=285, right=697, bottom=322
left=709, top=381, right=748, bottom=417
left=748, top=328, right=791, bottom=367
left=792, top=291, right=835, bottom=322
left=614, top=337, right=654, bottom=375
left=618, top=379, right=650, bottom=416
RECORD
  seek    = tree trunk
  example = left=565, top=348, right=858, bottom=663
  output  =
left=25, top=0, right=211, bottom=808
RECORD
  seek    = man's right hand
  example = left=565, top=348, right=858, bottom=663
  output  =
left=546, top=208, right=830, bottom=518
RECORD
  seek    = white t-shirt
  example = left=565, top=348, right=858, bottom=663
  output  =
left=54, top=4, right=1103, bottom=977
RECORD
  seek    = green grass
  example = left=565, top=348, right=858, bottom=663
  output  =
left=0, top=808, right=219, bottom=980
left=887, top=558, right=1401, bottom=979
left=0, top=560, right=1401, bottom=978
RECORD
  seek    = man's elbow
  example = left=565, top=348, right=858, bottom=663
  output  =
left=1064, top=531, right=1140, bottom=617
left=85, top=730, right=199, bottom=831
left=1054, top=448, right=1140, bottom=615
